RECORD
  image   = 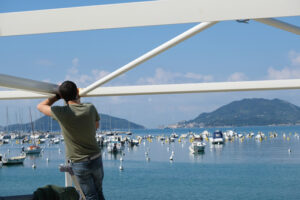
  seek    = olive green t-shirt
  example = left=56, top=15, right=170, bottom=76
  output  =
left=51, top=103, right=100, bottom=162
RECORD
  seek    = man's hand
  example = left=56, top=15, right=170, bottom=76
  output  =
left=37, top=95, right=60, bottom=116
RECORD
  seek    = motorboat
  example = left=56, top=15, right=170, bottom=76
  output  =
left=189, top=142, right=206, bottom=153
left=51, top=137, right=60, bottom=144
left=0, top=153, right=26, bottom=165
left=209, top=130, right=224, bottom=144
left=128, top=139, right=139, bottom=147
left=24, top=145, right=42, bottom=154
left=107, top=141, right=124, bottom=153
left=255, top=132, right=265, bottom=141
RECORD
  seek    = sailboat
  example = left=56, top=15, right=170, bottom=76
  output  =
left=24, top=107, right=42, bottom=155
left=0, top=153, right=26, bottom=165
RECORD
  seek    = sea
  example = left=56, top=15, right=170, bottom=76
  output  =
left=1, top=126, right=300, bottom=200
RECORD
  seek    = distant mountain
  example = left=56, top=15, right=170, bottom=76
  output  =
left=173, top=98, right=300, bottom=128
left=2, top=113, right=144, bottom=132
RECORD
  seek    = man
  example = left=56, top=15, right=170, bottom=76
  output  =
left=37, top=80, right=105, bottom=200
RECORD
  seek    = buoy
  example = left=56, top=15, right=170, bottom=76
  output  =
left=46, top=158, right=49, bottom=162
left=288, top=148, right=291, bottom=153
left=119, top=165, right=124, bottom=170
left=146, top=157, right=150, bottom=162
left=32, top=163, right=36, bottom=169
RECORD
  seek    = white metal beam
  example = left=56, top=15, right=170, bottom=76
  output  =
left=80, top=22, right=217, bottom=96
left=0, top=0, right=299, bottom=37
left=87, top=79, right=300, bottom=96
left=255, top=18, right=300, bottom=35
left=1, top=79, right=300, bottom=100
left=0, top=73, right=58, bottom=95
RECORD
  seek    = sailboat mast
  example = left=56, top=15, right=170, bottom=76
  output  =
left=29, top=107, right=34, bottom=135
left=6, top=107, right=9, bottom=134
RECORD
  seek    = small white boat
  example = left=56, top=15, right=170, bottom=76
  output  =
left=107, top=141, right=124, bottom=153
left=255, top=132, right=265, bottom=141
left=24, top=145, right=42, bottom=154
left=128, top=139, right=139, bottom=146
left=180, top=134, right=188, bottom=138
left=1, top=153, right=26, bottom=165
left=51, top=138, right=60, bottom=144
left=189, top=142, right=206, bottom=153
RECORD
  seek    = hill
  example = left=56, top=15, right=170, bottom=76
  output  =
left=174, top=98, right=300, bottom=128
left=2, top=113, right=145, bottom=132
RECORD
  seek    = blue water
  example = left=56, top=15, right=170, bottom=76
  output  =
left=1, top=126, right=300, bottom=199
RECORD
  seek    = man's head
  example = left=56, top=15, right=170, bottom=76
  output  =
left=58, top=81, right=78, bottom=102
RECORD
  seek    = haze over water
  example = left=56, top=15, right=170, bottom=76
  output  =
left=1, top=126, right=300, bottom=199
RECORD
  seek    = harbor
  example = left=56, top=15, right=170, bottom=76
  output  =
left=1, top=126, right=300, bottom=199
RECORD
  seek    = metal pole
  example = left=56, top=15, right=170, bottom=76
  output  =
left=80, top=21, right=218, bottom=96
left=255, top=18, right=300, bottom=35
left=2, top=79, right=300, bottom=99
left=0, top=73, right=58, bottom=95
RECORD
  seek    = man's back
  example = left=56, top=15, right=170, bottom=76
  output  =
left=51, top=103, right=100, bottom=162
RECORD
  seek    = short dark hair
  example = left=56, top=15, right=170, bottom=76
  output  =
left=59, top=81, right=78, bottom=102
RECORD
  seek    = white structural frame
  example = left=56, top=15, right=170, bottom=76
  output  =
left=1, top=79, right=300, bottom=100
left=0, top=0, right=299, bottom=36
left=0, top=1, right=299, bottom=99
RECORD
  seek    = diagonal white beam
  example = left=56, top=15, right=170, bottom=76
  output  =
left=1, top=79, right=300, bottom=100
left=0, top=73, right=58, bottom=95
left=80, top=21, right=217, bottom=96
left=255, top=18, right=300, bottom=35
left=0, top=0, right=299, bottom=37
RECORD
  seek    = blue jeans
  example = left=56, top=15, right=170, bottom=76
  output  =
left=71, top=156, right=105, bottom=200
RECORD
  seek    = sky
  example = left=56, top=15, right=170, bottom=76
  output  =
left=0, top=0, right=300, bottom=128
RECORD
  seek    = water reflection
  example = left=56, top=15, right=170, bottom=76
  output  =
left=189, top=151, right=205, bottom=163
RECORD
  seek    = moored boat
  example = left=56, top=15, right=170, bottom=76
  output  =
left=210, top=130, right=224, bottom=145
left=189, top=141, right=206, bottom=153
left=1, top=153, right=26, bottom=165
left=107, top=141, right=124, bottom=153
left=24, top=145, right=42, bottom=155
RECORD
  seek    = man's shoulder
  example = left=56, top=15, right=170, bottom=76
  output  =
left=82, top=103, right=96, bottom=108
left=51, top=105, right=68, bottom=111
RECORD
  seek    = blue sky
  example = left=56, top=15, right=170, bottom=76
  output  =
left=0, top=1, right=300, bottom=128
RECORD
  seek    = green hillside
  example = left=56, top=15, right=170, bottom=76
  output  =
left=2, top=113, right=145, bottom=132
left=177, top=98, right=300, bottom=127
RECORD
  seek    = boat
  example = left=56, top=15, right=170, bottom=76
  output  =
left=128, top=139, right=139, bottom=147
left=209, top=130, right=224, bottom=144
left=51, top=137, right=60, bottom=144
left=24, top=145, right=42, bottom=154
left=0, top=153, right=26, bottom=165
left=107, top=141, right=124, bottom=153
left=189, top=141, right=206, bottom=153
left=255, top=132, right=265, bottom=141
